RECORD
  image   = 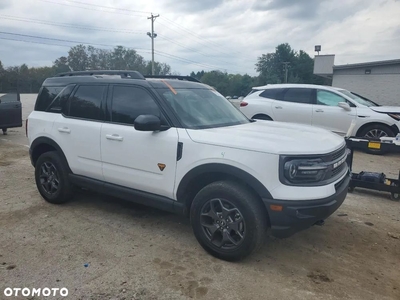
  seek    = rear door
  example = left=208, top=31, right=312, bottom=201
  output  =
left=0, top=93, right=22, bottom=128
left=52, top=84, right=106, bottom=180
left=312, top=89, right=357, bottom=135
left=271, top=88, right=314, bottom=125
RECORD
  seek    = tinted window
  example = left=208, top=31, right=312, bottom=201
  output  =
left=281, top=88, right=313, bottom=104
left=111, top=86, right=160, bottom=125
left=69, top=85, right=105, bottom=120
left=35, top=86, right=64, bottom=111
left=259, top=88, right=283, bottom=99
left=317, top=90, right=347, bottom=106
left=47, top=85, right=75, bottom=113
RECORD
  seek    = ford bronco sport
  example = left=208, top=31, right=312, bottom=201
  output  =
left=28, top=70, right=350, bottom=261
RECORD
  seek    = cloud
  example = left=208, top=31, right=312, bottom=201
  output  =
left=161, top=0, right=223, bottom=13
left=0, top=0, right=12, bottom=9
left=252, top=0, right=328, bottom=19
left=0, top=0, right=399, bottom=76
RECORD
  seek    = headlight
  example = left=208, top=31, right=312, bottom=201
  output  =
left=282, top=158, right=328, bottom=184
left=388, top=113, right=400, bottom=121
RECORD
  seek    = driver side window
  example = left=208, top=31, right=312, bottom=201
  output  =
left=316, top=90, right=347, bottom=106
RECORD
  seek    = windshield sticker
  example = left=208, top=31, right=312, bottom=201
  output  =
left=161, top=80, right=177, bottom=95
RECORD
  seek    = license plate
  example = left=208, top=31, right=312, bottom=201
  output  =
left=368, top=142, right=381, bottom=149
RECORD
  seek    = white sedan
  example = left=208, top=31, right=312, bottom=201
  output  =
left=240, top=84, right=400, bottom=138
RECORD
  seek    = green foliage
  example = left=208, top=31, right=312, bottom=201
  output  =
left=0, top=45, right=172, bottom=93
left=256, top=43, right=331, bottom=86
left=0, top=42, right=329, bottom=94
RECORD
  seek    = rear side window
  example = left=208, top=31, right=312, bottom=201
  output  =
left=111, top=85, right=160, bottom=125
left=259, top=88, right=283, bottom=99
left=35, top=86, right=64, bottom=111
left=47, top=85, right=75, bottom=113
left=68, top=85, right=106, bottom=121
left=280, top=88, right=313, bottom=104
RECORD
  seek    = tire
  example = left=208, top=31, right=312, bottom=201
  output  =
left=391, top=192, right=400, bottom=201
left=358, top=124, right=395, bottom=155
left=35, top=151, right=73, bottom=204
left=252, top=114, right=272, bottom=121
left=190, top=181, right=268, bottom=261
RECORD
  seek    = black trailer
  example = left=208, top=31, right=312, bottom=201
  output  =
left=345, top=137, right=400, bottom=201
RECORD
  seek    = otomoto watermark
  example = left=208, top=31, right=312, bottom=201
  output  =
left=4, top=287, right=68, bottom=297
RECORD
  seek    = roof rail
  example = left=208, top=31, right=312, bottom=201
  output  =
left=144, top=75, right=201, bottom=83
left=55, top=70, right=145, bottom=79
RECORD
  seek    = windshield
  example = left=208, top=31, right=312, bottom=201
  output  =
left=157, top=88, right=250, bottom=129
left=339, top=89, right=379, bottom=107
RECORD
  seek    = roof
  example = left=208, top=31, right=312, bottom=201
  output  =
left=333, top=58, right=400, bottom=70
left=252, top=83, right=344, bottom=91
left=44, top=71, right=206, bottom=89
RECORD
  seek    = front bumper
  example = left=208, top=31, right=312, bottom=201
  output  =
left=263, top=172, right=350, bottom=238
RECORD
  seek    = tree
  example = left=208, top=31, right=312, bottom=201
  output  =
left=256, top=43, right=331, bottom=85
left=67, top=45, right=89, bottom=71
left=53, top=56, right=70, bottom=73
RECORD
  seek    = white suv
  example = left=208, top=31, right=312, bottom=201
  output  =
left=240, top=84, right=400, bottom=138
left=27, top=71, right=350, bottom=261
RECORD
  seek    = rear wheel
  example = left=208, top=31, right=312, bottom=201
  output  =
left=190, top=181, right=268, bottom=261
left=252, top=114, right=272, bottom=121
left=35, top=151, right=73, bottom=204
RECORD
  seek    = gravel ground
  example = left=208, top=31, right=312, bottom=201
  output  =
left=0, top=95, right=399, bottom=300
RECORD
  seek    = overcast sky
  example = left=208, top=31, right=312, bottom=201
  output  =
left=0, top=0, right=399, bottom=75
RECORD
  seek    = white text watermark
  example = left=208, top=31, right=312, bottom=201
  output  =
left=4, top=287, right=68, bottom=297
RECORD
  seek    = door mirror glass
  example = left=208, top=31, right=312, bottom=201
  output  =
left=134, top=115, right=161, bottom=131
left=338, top=102, right=351, bottom=111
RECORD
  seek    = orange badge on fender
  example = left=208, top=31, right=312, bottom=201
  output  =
left=158, top=163, right=166, bottom=171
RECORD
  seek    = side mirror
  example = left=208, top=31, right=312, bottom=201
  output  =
left=338, top=102, right=351, bottom=111
left=134, top=115, right=161, bottom=131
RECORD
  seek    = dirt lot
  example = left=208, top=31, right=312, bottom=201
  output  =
left=0, top=95, right=399, bottom=300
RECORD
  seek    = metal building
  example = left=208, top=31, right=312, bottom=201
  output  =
left=314, top=55, right=400, bottom=106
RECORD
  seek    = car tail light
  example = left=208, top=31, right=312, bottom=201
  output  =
left=26, top=119, right=28, bottom=137
left=240, top=101, right=248, bottom=107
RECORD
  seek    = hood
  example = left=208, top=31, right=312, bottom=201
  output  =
left=186, top=121, right=345, bottom=155
left=369, top=106, right=400, bottom=114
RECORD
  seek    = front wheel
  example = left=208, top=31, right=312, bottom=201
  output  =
left=190, top=181, right=268, bottom=261
left=358, top=124, right=395, bottom=155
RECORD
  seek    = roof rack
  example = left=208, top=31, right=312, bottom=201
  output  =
left=144, top=75, right=201, bottom=83
left=55, top=70, right=145, bottom=79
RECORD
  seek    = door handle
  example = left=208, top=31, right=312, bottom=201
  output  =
left=275, top=106, right=283, bottom=109
left=58, top=127, right=71, bottom=133
left=106, top=134, right=123, bottom=141
left=315, top=109, right=324, bottom=113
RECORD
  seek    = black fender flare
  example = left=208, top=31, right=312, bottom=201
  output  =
left=30, top=137, right=71, bottom=173
left=176, top=163, right=273, bottom=203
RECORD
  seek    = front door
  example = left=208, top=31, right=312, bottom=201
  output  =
left=101, top=85, right=179, bottom=199
left=312, top=90, right=357, bottom=136
left=271, top=88, right=314, bottom=125
left=0, top=94, right=22, bottom=128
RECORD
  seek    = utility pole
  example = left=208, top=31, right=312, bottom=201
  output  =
left=282, top=62, right=290, bottom=83
left=147, top=13, right=159, bottom=75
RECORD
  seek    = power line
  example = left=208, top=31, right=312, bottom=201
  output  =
left=0, top=32, right=237, bottom=72
left=39, top=0, right=148, bottom=18
left=0, top=31, right=148, bottom=50
left=60, top=0, right=151, bottom=14
left=0, top=15, right=144, bottom=34
left=160, top=16, right=255, bottom=59
left=0, top=14, right=234, bottom=66
left=39, top=0, right=255, bottom=63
